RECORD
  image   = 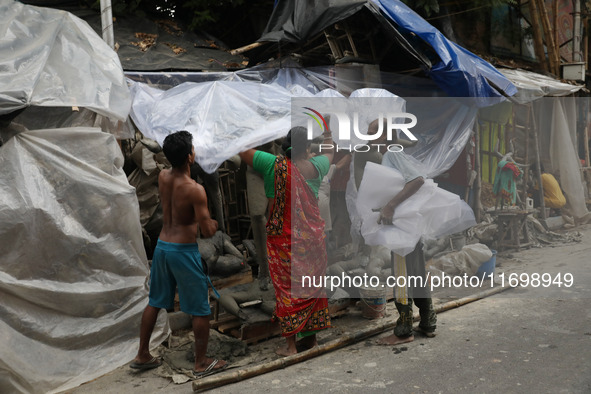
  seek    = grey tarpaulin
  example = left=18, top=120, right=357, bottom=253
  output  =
left=0, top=127, right=168, bottom=393
left=259, top=0, right=367, bottom=43
left=0, top=0, right=130, bottom=121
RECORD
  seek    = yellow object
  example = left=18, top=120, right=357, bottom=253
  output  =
left=541, top=173, right=566, bottom=209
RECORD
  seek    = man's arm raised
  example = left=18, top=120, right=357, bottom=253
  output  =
left=192, top=183, right=218, bottom=238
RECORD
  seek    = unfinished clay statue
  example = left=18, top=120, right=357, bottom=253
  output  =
left=196, top=231, right=245, bottom=277
left=217, top=279, right=275, bottom=322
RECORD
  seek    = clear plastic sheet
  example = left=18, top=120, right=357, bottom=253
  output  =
left=0, top=127, right=168, bottom=393
left=356, top=162, right=476, bottom=256
left=0, top=0, right=130, bottom=121
left=546, top=99, right=589, bottom=218
left=129, top=80, right=296, bottom=174
left=499, top=68, right=583, bottom=104
left=128, top=68, right=478, bottom=175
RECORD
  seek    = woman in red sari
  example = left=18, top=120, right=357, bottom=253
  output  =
left=240, top=127, right=334, bottom=356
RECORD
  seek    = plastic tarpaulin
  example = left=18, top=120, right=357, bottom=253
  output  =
left=259, top=0, right=366, bottom=43
left=2, top=106, right=136, bottom=141
left=0, top=127, right=168, bottom=393
left=129, top=66, right=477, bottom=175
left=257, top=0, right=516, bottom=101
left=0, top=0, right=130, bottom=121
left=356, top=162, right=476, bottom=256
left=369, top=0, right=517, bottom=101
left=129, top=80, right=296, bottom=174
left=498, top=68, right=583, bottom=103
left=537, top=98, right=590, bottom=220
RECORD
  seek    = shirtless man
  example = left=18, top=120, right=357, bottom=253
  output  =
left=131, top=130, right=227, bottom=377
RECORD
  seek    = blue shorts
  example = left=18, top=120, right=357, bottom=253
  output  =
left=149, top=239, right=211, bottom=316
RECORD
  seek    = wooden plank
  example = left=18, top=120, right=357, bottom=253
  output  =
left=239, top=300, right=263, bottom=308
left=217, top=320, right=242, bottom=334
left=211, top=270, right=253, bottom=290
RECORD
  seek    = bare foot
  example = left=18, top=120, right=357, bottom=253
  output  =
left=275, top=345, right=297, bottom=357
left=297, top=337, right=318, bottom=350
left=194, top=357, right=227, bottom=373
left=376, top=334, right=414, bottom=346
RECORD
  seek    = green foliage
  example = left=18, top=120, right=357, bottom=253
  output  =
left=85, top=0, right=252, bottom=29
left=181, top=0, right=245, bottom=29
left=402, top=0, right=439, bottom=16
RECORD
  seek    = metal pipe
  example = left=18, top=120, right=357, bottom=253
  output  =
left=574, top=0, right=582, bottom=62
left=100, top=0, right=114, bottom=49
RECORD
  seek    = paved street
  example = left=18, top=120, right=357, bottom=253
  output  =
left=69, top=224, right=591, bottom=393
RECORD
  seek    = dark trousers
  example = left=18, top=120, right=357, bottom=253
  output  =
left=393, top=242, right=437, bottom=337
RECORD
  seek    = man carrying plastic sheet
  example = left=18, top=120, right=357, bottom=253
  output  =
left=366, top=119, right=437, bottom=345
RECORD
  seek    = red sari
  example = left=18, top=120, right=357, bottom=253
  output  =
left=266, top=156, right=331, bottom=336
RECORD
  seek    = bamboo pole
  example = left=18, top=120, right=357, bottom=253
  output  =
left=192, top=285, right=513, bottom=392
left=229, top=42, right=264, bottom=56
left=584, top=107, right=590, bottom=167
left=584, top=17, right=589, bottom=71
left=530, top=103, right=548, bottom=228
left=522, top=105, right=531, bottom=206
left=553, top=0, right=559, bottom=61
left=535, top=0, right=560, bottom=75
left=529, top=0, right=549, bottom=71
left=474, top=121, right=482, bottom=223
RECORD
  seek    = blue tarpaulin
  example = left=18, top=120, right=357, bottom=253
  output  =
left=369, top=0, right=517, bottom=100
left=260, top=0, right=517, bottom=102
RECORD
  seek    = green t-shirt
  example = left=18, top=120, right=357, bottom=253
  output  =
left=252, top=151, right=330, bottom=199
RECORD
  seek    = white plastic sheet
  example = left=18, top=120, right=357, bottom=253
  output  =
left=0, top=0, right=130, bottom=121
left=548, top=99, right=589, bottom=219
left=356, top=162, right=476, bottom=256
left=129, top=80, right=297, bottom=173
left=129, top=73, right=477, bottom=175
left=129, top=79, right=355, bottom=173
left=0, top=127, right=167, bottom=393
left=499, top=68, right=583, bottom=104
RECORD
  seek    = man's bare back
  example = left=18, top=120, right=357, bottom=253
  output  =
left=158, top=166, right=217, bottom=243
left=133, top=131, right=227, bottom=376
